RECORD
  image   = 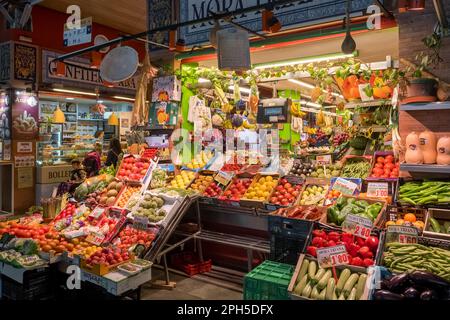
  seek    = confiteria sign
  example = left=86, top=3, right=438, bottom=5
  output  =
left=41, top=50, right=137, bottom=93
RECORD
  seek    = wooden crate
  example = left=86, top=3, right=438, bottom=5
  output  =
left=296, top=178, right=330, bottom=207
left=384, top=205, right=427, bottom=233
left=240, top=173, right=280, bottom=209
left=424, top=208, right=450, bottom=241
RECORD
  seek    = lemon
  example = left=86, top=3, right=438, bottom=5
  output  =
left=266, top=176, right=273, bottom=182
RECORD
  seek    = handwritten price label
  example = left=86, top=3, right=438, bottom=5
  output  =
left=367, top=182, right=389, bottom=198
left=316, top=155, right=332, bottom=165
left=316, top=245, right=349, bottom=268
left=332, top=178, right=358, bottom=196
left=215, top=171, right=233, bottom=186
left=133, top=216, right=149, bottom=230
left=386, top=225, right=419, bottom=244
left=86, top=232, right=105, bottom=246
left=342, top=214, right=373, bottom=239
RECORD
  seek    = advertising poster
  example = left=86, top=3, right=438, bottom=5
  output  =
left=11, top=91, right=39, bottom=140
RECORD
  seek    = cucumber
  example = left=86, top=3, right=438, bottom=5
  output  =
left=343, top=273, right=359, bottom=298
left=325, top=278, right=336, bottom=300
left=311, top=286, right=320, bottom=300
left=311, top=268, right=326, bottom=285
left=294, top=274, right=309, bottom=295
left=336, top=268, right=351, bottom=295
left=317, top=270, right=332, bottom=290
left=429, top=217, right=441, bottom=233
left=338, top=292, right=346, bottom=300
left=317, top=288, right=326, bottom=300
left=297, top=259, right=309, bottom=283
left=301, top=282, right=313, bottom=298
left=355, top=274, right=367, bottom=300
left=308, top=260, right=317, bottom=279
left=347, top=287, right=357, bottom=300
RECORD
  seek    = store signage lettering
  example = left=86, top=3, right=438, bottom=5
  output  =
left=178, top=0, right=374, bottom=45
left=48, top=169, right=71, bottom=180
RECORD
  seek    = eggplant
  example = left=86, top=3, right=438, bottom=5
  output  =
left=420, top=290, right=439, bottom=301
left=374, top=290, right=404, bottom=300
left=380, top=279, right=390, bottom=290
left=409, top=271, right=450, bottom=290
left=403, top=287, right=420, bottom=299
left=386, top=273, right=411, bottom=293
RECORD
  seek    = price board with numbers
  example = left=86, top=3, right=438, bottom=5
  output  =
left=316, top=154, right=332, bottom=165
left=386, top=225, right=419, bottom=244
left=316, top=245, right=349, bottom=268
left=367, top=182, right=389, bottom=198
left=214, top=170, right=233, bottom=186
left=332, top=178, right=359, bottom=196
left=86, top=231, right=106, bottom=246
left=342, top=214, right=374, bottom=239
left=133, top=216, right=149, bottom=230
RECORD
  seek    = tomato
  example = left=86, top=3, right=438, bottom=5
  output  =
left=375, top=163, right=383, bottom=169
left=377, top=157, right=385, bottom=164
left=384, top=162, right=395, bottom=170
left=383, top=168, right=391, bottom=175
left=385, top=155, right=394, bottom=163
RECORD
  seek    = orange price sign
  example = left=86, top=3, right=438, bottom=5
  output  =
left=316, top=245, right=348, bottom=268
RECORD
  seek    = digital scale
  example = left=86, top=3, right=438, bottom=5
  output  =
left=256, top=98, right=291, bottom=124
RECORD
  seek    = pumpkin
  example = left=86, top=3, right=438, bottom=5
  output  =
left=405, top=132, right=424, bottom=164
left=436, top=137, right=450, bottom=165
left=419, top=130, right=437, bottom=164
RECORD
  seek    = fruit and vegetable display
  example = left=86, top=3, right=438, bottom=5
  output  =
left=327, top=197, right=384, bottom=226
left=373, top=270, right=450, bottom=300
left=97, top=180, right=124, bottom=207
left=185, top=151, right=214, bottom=170
left=170, top=170, right=196, bottom=188
left=385, top=212, right=425, bottom=230
left=116, top=185, right=142, bottom=208
left=131, top=193, right=167, bottom=223
left=369, top=154, right=399, bottom=179
left=289, top=161, right=315, bottom=178
left=272, top=206, right=323, bottom=220
left=243, top=175, right=278, bottom=201
left=427, top=216, right=450, bottom=235
left=398, top=181, right=450, bottom=206
left=188, top=174, right=214, bottom=193
left=218, top=178, right=252, bottom=201
left=269, top=178, right=302, bottom=206
left=291, top=258, right=368, bottom=300
left=306, top=228, right=380, bottom=267
left=383, top=242, right=450, bottom=280
left=298, top=184, right=328, bottom=206
left=203, top=181, right=224, bottom=198
left=74, top=175, right=114, bottom=201
left=221, top=163, right=243, bottom=172
left=341, top=158, right=371, bottom=179
left=150, top=168, right=167, bottom=189
left=310, top=164, right=342, bottom=179
left=84, top=247, right=131, bottom=268
left=117, top=156, right=151, bottom=181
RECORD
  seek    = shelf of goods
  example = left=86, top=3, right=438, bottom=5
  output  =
left=400, top=164, right=450, bottom=174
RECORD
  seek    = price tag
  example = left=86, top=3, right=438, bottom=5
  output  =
left=367, top=182, right=389, bottom=198
left=215, top=171, right=233, bottom=186
left=89, top=207, right=106, bottom=220
left=133, top=216, right=149, bottom=230
left=86, top=231, right=105, bottom=246
left=342, top=214, right=373, bottom=239
left=316, top=245, right=349, bottom=268
left=386, top=225, right=419, bottom=244
left=316, top=154, right=332, bottom=165
left=332, top=178, right=358, bottom=196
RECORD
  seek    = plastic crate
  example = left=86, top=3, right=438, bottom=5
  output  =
left=1, top=268, right=52, bottom=300
left=170, top=251, right=212, bottom=277
left=244, top=260, right=294, bottom=300
left=269, top=215, right=313, bottom=265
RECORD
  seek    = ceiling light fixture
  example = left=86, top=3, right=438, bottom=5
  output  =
left=52, top=88, right=97, bottom=96
left=113, top=96, right=135, bottom=102
left=289, top=79, right=344, bottom=98
left=407, top=0, right=425, bottom=11
left=253, top=52, right=357, bottom=70
left=66, top=97, right=75, bottom=100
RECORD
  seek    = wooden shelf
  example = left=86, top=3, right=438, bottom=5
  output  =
left=345, top=99, right=392, bottom=109
left=400, top=102, right=450, bottom=111
left=400, top=163, right=450, bottom=174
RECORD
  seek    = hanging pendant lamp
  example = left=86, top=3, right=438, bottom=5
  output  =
left=53, top=106, right=65, bottom=123
left=341, top=0, right=356, bottom=54
left=108, top=112, right=119, bottom=126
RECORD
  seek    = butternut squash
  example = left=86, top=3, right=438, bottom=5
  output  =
left=405, top=132, right=424, bottom=164
left=436, top=137, right=450, bottom=165
left=419, top=131, right=437, bottom=164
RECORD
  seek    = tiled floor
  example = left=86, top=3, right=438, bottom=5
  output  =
left=141, top=269, right=243, bottom=300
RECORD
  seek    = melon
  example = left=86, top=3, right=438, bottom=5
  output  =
left=106, top=197, right=116, bottom=206
left=107, top=181, right=117, bottom=190
left=115, top=182, right=124, bottom=191
left=99, top=196, right=108, bottom=205
left=107, top=189, right=118, bottom=197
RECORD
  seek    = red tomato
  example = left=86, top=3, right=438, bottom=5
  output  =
left=377, top=157, right=385, bottom=164
left=375, top=163, right=383, bottom=169
left=385, top=155, right=394, bottom=163
left=384, top=162, right=395, bottom=170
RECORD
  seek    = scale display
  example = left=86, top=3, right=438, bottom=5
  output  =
left=257, top=98, right=291, bottom=124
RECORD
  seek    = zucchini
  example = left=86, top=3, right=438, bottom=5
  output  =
left=332, top=290, right=338, bottom=300
left=311, top=268, right=326, bottom=286
left=338, top=292, right=346, bottom=300
left=355, top=274, right=367, bottom=300
left=343, top=273, right=359, bottom=298
left=294, top=274, right=309, bottom=295
left=429, top=217, right=441, bottom=233
left=336, top=268, right=351, bottom=295
left=325, top=278, right=336, bottom=300
left=317, top=288, right=326, bottom=300
left=317, top=270, right=332, bottom=290
left=311, top=286, right=320, bottom=300
left=297, top=259, right=309, bottom=283
left=308, top=260, right=317, bottom=279
left=301, top=282, right=313, bottom=298
left=347, top=287, right=357, bottom=300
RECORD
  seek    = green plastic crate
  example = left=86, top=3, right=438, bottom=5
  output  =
left=244, top=260, right=294, bottom=300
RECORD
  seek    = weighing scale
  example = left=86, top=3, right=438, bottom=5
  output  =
left=256, top=98, right=291, bottom=124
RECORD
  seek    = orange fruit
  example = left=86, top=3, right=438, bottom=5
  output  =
left=385, top=221, right=396, bottom=227
left=404, top=213, right=417, bottom=223
left=396, top=219, right=405, bottom=225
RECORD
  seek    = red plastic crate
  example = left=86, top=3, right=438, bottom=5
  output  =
left=170, top=252, right=212, bottom=277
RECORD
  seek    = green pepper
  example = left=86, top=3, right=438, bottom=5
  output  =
left=336, top=197, right=347, bottom=210
left=327, top=206, right=339, bottom=224
left=354, top=200, right=369, bottom=209
left=365, top=203, right=381, bottom=220
left=347, top=198, right=356, bottom=205
left=336, top=210, right=349, bottom=226
left=350, top=204, right=364, bottom=215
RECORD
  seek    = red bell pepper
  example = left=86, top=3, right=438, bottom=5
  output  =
left=327, top=240, right=337, bottom=247
left=348, top=243, right=361, bottom=257
left=311, top=236, right=325, bottom=247
left=306, top=246, right=317, bottom=257
left=341, top=232, right=353, bottom=244
left=358, top=246, right=373, bottom=259
left=363, top=258, right=375, bottom=267
left=355, top=236, right=366, bottom=247
left=327, top=231, right=340, bottom=242
left=350, top=256, right=363, bottom=266
left=312, top=229, right=327, bottom=239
